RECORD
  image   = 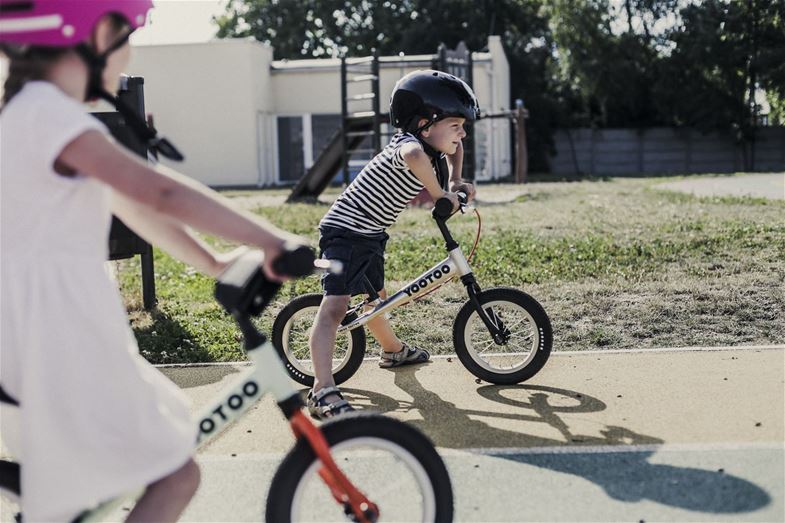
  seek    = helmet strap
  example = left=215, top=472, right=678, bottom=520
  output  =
left=74, top=28, right=133, bottom=102
left=411, top=113, right=437, bottom=135
left=411, top=114, right=443, bottom=160
left=74, top=33, right=184, bottom=162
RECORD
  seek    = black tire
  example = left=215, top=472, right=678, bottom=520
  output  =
left=272, top=294, right=366, bottom=387
left=266, top=413, right=453, bottom=522
left=453, top=287, right=552, bottom=384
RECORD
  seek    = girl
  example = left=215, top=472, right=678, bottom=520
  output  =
left=0, top=1, right=302, bottom=521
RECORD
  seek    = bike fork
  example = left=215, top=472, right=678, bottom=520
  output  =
left=288, top=411, right=379, bottom=523
left=462, top=275, right=511, bottom=344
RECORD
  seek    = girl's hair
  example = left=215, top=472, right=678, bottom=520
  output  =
left=1, top=13, right=129, bottom=108
left=2, top=46, right=70, bottom=107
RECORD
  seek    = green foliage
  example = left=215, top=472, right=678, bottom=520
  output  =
left=655, top=0, right=785, bottom=140
left=767, top=90, right=785, bottom=126
left=544, top=0, right=675, bottom=128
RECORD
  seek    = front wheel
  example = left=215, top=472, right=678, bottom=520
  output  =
left=453, top=287, right=552, bottom=384
left=272, top=293, right=367, bottom=387
left=266, top=413, right=453, bottom=522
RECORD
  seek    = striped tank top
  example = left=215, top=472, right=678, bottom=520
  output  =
left=320, top=133, right=426, bottom=235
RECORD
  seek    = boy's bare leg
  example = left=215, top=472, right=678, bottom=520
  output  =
left=366, top=289, right=404, bottom=353
left=309, top=295, right=351, bottom=398
left=126, top=459, right=200, bottom=523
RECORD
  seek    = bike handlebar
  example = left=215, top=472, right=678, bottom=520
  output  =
left=215, top=245, right=340, bottom=319
left=432, top=191, right=468, bottom=220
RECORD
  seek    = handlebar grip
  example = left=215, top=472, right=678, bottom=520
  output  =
left=432, top=197, right=454, bottom=219
left=271, top=244, right=317, bottom=277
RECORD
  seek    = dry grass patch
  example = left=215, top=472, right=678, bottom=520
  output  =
left=117, top=175, right=785, bottom=362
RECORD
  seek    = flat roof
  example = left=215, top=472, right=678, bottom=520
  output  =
left=271, top=51, right=492, bottom=73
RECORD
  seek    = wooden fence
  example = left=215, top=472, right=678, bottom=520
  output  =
left=549, top=127, right=785, bottom=175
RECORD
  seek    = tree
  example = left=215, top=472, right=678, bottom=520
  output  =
left=654, top=0, right=785, bottom=161
left=544, top=0, right=683, bottom=128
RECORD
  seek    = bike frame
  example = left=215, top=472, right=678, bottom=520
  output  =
left=338, top=246, right=471, bottom=332
left=337, top=207, right=509, bottom=343
left=59, top=326, right=377, bottom=523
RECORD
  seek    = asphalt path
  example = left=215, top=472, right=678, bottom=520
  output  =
left=1, top=347, right=782, bottom=522
left=84, top=344, right=785, bottom=522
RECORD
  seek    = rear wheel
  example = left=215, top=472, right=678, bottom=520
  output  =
left=453, top=287, right=552, bottom=384
left=266, top=413, right=453, bottom=522
left=272, top=294, right=366, bottom=387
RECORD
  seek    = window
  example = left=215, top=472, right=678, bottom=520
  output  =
left=277, top=116, right=304, bottom=183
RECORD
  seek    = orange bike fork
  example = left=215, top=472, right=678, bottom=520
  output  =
left=289, top=411, right=380, bottom=522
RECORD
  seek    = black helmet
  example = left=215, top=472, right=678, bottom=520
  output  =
left=389, top=70, right=480, bottom=133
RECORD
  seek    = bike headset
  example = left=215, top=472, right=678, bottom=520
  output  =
left=389, top=69, right=480, bottom=188
left=0, top=0, right=183, bottom=161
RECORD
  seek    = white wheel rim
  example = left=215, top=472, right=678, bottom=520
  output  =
left=282, top=305, right=353, bottom=377
left=462, top=299, right=541, bottom=374
left=290, top=437, right=437, bottom=522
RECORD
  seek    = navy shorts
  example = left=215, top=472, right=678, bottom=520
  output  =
left=319, top=226, right=388, bottom=296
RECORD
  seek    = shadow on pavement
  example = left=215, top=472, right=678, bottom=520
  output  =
left=509, top=450, right=771, bottom=514
left=343, top=364, right=771, bottom=515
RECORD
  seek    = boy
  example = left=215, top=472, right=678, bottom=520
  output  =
left=307, top=70, right=480, bottom=419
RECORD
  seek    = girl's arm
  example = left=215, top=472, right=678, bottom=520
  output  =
left=111, top=192, right=245, bottom=277
left=58, top=130, right=302, bottom=273
left=400, top=142, right=459, bottom=210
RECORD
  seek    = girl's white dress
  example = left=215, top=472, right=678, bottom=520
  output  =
left=1, top=82, right=195, bottom=522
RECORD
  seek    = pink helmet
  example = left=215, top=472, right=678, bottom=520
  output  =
left=0, top=0, right=153, bottom=46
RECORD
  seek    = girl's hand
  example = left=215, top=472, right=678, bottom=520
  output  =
left=212, top=246, right=251, bottom=277
left=262, top=240, right=288, bottom=282
left=261, top=236, right=311, bottom=282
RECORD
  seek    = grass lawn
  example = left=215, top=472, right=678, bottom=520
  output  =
left=116, top=174, right=785, bottom=364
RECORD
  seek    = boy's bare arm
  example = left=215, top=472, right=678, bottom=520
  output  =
left=401, top=142, right=460, bottom=210
left=446, top=141, right=476, bottom=200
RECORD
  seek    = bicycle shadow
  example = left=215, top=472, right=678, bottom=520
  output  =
left=342, top=365, right=771, bottom=515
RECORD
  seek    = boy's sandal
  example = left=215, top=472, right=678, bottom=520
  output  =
left=306, top=386, right=355, bottom=420
left=379, top=343, right=431, bottom=368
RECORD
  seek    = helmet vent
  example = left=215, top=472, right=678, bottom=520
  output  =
left=0, top=2, right=34, bottom=14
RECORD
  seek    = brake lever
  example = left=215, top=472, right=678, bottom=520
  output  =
left=457, top=191, right=468, bottom=214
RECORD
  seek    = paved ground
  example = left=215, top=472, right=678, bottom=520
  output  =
left=656, top=172, right=784, bottom=200
left=84, top=345, right=783, bottom=522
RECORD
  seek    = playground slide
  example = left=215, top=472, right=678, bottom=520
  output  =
left=287, top=116, right=382, bottom=201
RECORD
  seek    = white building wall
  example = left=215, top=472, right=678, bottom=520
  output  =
left=127, top=40, right=274, bottom=186
left=484, top=35, right=512, bottom=181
